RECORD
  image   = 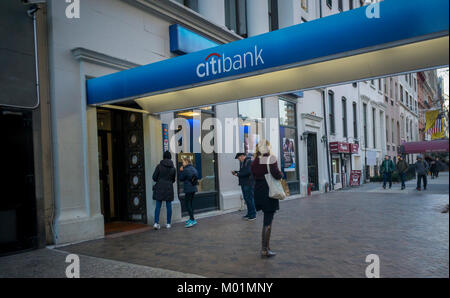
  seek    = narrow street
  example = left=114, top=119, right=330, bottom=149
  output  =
left=1, top=173, right=448, bottom=278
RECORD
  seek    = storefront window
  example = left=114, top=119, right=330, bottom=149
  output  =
left=175, top=108, right=217, bottom=194
left=279, top=100, right=296, bottom=127
left=238, top=99, right=263, bottom=154
left=279, top=99, right=299, bottom=194
left=332, top=158, right=341, bottom=184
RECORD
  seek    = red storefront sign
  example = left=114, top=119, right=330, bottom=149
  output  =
left=329, top=142, right=350, bottom=153
left=350, top=143, right=359, bottom=154
left=350, top=170, right=362, bottom=186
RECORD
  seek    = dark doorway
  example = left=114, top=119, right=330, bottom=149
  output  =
left=307, top=133, right=319, bottom=191
left=0, top=110, right=37, bottom=255
left=97, top=109, right=147, bottom=229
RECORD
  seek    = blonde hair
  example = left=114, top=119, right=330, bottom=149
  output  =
left=182, top=157, right=192, bottom=165
left=255, top=139, right=272, bottom=158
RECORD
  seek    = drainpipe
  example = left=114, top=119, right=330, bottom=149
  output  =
left=30, top=7, right=41, bottom=111
left=322, top=89, right=333, bottom=191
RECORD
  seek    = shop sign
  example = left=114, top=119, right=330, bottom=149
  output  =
left=329, top=142, right=350, bottom=154
left=350, top=143, right=359, bottom=154
left=350, top=170, right=362, bottom=186
left=162, top=124, right=169, bottom=152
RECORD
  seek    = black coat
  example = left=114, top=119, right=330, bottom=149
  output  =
left=179, top=164, right=199, bottom=194
left=251, top=155, right=284, bottom=213
left=236, top=156, right=254, bottom=186
left=152, top=159, right=176, bottom=201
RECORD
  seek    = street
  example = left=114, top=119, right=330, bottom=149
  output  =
left=1, top=173, right=448, bottom=278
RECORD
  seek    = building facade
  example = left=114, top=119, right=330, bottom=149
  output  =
left=0, top=0, right=52, bottom=255
left=1, top=0, right=429, bottom=248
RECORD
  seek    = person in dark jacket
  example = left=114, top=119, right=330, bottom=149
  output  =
left=233, top=153, right=256, bottom=221
left=430, top=159, right=438, bottom=179
left=152, top=151, right=176, bottom=230
left=396, top=155, right=408, bottom=190
left=380, top=155, right=395, bottom=189
left=179, top=157, right=199, bottom=228
left=435, top=158, right=444, bottom=177
left=415, top=155, right=429, bottom=191
left=251, top=140, right=283, bottom=258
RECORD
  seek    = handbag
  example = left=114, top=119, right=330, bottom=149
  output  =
left=264, top=157, right=287, bottom=200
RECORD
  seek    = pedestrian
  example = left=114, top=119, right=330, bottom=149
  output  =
left=415, top=155, right=429, bottom=191
left=152, top=151, right=176, bottom=230
left=251, top=140, right=284, bottom=258
left=179, top=157, right=199, bottom=228
left=430, top=159, right=437, bottom=179
left=435, top=157, right=443, bottom=178
left=232, top=153, right=256, bottom=221
left=380, top=155, right=395, bottom=189
left=396, top=155, right=408, bottom=190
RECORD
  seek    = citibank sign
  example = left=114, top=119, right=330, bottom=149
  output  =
left=196, top=45, right=264, bottom=78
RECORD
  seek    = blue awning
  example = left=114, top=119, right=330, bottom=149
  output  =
left=87, top=0, right=449, bottom=113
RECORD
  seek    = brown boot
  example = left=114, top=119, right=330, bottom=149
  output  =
left=261, top=225, right=276, bottom=258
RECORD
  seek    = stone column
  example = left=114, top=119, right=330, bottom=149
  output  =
left=198, top=0, right=225, bottom=26
left=215, top=102, right=243, bottom=211
left=246, top=0, right=269, bottom=37
left=278, top=0, right=300, bottom=29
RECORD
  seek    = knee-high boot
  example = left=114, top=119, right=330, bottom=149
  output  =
left=261, top=225, right=276, bottom=258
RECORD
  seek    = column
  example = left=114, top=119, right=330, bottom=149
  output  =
left=215, top=103, right=242, bottom=211
left=198, top=0, right=225, bottom=26
left=246, top=0, right=269, bottom=37
left=277, top=0, right=300, bottom=28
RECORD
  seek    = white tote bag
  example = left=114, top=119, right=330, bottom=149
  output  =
left=264, top=157, right=287, bottom=200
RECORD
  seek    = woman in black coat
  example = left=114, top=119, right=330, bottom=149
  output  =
left=251, top=140, right=284, bottom=258
left=179, top=157, right=199, bottom=228
left=152, top=151, right=176, bottom=230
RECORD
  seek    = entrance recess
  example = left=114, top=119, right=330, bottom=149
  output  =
left=0, top=110, right=37, bottom=255
left=86, top=0, right=448, bottom=114
left=307, top=133, right=319, bottom=192
left=97, top=109, right=147, bottom=228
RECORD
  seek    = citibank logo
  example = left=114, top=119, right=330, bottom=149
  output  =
left=196, top=45, right=264, bottom=78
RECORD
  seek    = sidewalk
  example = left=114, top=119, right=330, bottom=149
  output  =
left=1, top=173, right=448, bottom=278
left=0, top=248, right=202, bottom=278
left=342, top=172, right=449, bottom=195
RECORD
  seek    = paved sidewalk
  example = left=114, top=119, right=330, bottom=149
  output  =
left=0, top=248, right=202, bottom=278
left=57, top=176, right=448, bottom=278
left=1, top=173, right=447, bottom=278
left=342, top=172, right=449, bottom=195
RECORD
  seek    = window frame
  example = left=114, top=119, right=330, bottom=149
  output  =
left=342, top=97, right=348, bottom=138
left=328, top=90, right=336, bottom=134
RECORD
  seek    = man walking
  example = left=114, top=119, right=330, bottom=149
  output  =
left=396, top=155, right=408, bottom=190
left=415, top=155, right=429, bottom=191
left=233, top=153, right=256, bottom=221
left=380, top=155, right=395, bottom=189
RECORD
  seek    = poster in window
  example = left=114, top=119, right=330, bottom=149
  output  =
left=282, top=137, right=296, bottom=172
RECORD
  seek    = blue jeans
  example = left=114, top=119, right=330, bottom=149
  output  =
left=383, top=172, right=392, bottom=188
left=241, top=185, right=256, bottom=218
left=399, top=173, right=406, bottom=188
left=154, top=200, right=172, bottom=224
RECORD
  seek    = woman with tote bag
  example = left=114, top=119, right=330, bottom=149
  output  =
left=251, top=140, right=284, bottom=258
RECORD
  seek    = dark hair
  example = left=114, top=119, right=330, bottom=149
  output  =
left=163, top=151, right=172, bottom=160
